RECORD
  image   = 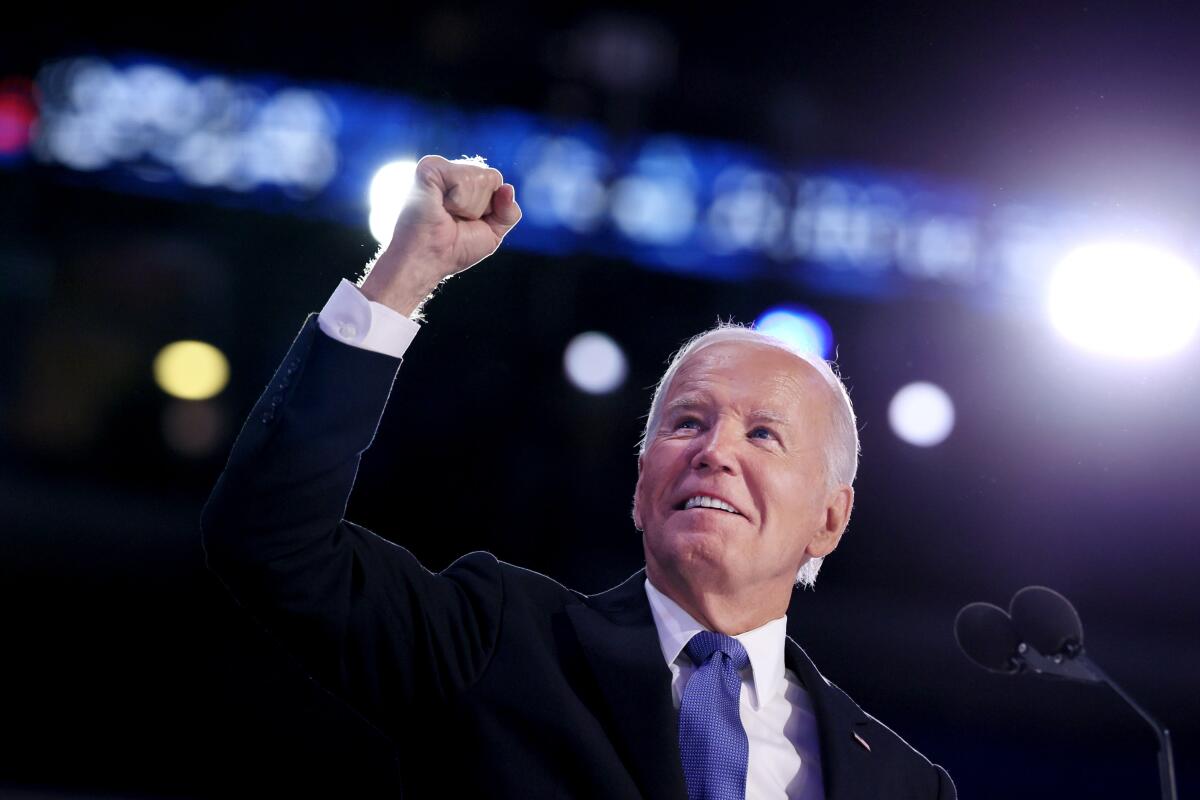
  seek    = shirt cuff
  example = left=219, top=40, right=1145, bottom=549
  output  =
left=317, top=279, right=421, bottom=359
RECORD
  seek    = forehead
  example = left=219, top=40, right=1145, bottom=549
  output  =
left=665, top=341, right=829, bottom=413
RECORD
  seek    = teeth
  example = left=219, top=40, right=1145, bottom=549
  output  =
left=684, top=496, right=739, bottom=514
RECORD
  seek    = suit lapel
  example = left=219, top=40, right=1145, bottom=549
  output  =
left=567, top=570, right=688, bottom=800
left=569, top=578, right=881, bottom=800
left=785, top=637, right=876, bottom=800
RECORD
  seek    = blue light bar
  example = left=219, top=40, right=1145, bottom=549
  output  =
left=19, top=54, right=1096, bottom=307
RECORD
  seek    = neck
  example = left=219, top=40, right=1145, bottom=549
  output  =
left=645, top=561, right=789, bottom=636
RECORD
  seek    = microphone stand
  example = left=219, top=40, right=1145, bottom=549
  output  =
left=1015, top=644, right=1178, bottom=800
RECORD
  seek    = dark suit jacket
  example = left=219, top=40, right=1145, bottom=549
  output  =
left=202, top=315, right=956, bottom=798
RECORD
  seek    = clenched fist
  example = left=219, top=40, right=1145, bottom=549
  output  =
left=360, top=155, right=522, bottom=316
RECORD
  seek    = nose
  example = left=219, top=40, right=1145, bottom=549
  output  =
left=689, top=419, right=739, bottom=474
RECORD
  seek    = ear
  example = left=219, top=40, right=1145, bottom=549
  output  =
left=632, top=454, right=645, bottom=531
left=806, top=484, right=854, bottom=559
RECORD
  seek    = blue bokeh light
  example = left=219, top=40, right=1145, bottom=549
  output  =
left=753, top=306, right=834, bottom=359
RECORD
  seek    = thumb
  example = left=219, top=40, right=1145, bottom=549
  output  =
left=484, top=184, right=522, bottom=239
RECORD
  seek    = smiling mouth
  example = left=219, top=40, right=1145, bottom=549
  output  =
left=675, top=496, right=742, bottom=515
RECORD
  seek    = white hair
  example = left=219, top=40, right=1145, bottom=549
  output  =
left=637, top=323, right=859, bottom=588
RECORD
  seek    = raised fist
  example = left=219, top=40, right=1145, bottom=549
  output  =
left=361, top=155, right=522, bottom=315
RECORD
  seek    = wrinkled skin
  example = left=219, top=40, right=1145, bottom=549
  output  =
left=633, top=342, right=853, bottom=634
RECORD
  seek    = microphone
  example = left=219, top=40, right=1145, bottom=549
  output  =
left=1009, top=585, right=1084, bottom=658
left=953, top=602, right=1021, bottom=674
left=955, top=585, right=1178, bottom=800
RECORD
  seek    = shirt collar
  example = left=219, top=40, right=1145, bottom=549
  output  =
left=643, top=578, right=788, bottom=709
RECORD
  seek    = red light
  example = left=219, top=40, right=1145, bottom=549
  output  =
left=0, top=77, right=37, bottom=156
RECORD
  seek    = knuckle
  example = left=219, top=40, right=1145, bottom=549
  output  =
left=415, top=155, right=446, bottom=178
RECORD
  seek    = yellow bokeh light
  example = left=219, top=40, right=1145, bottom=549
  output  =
left=153, top=340, right=230, bottom=400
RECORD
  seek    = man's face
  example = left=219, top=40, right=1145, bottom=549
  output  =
left=633, top=341, right=852, bottom=597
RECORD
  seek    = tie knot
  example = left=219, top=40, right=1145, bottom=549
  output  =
left=684, top=631, right=750, bottom=671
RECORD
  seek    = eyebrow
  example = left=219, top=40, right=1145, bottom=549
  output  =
left=747, top=409, right=791, bottom=426
left=663, top=396, right=791, bottom=427
left=664, top=396, right=707, bottom=414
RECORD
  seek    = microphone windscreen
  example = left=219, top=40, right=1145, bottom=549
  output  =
left=1009, top=585, right=1084, bottom=656
left=954, top=602, right=1022, bottom=673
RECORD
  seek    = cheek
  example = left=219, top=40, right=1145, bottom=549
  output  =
left=766, top=475, right=826, bottom=526
left=636, top=455, right=667, bottom=500
left=633, top=467, right=665, bottom=526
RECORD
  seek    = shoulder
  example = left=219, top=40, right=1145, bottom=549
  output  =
left=786, top=637, right=956, bottom=798
left=831, top=689, right=956, bottom=799
left=441, top=551, right=587, bottom=607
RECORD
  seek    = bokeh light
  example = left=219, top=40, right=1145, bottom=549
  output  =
left=563, top=332, right=628, bottom=394
left=888, top=381, right=955, bottom=447
left=153, top=340, right=230, bottom=400
left=1047, top=241, right=1200, bottom=359
left=516, top=135, right=609, bottom=233
left=0, top=77, right=37, bottom=156
left=34, top=58, right=338, bottom=190
left=368, top=159, right=419, bottom=246
left=609, top=175, right=696, bottom=245
left=754, top=306, right=834, bottom=359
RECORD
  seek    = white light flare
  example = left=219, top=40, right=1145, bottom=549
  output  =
left=889, top=381, right=955, bottom=447
left=368, top=159, right=419, bottom=247
left=1047, top=241, right=1200, bottom=359
left=563, top=332, right=628, bottom=394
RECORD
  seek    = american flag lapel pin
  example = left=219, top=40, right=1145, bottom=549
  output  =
left=853, top=732, right=871, bottom=752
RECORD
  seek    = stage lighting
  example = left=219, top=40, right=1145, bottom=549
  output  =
left=1047, top=241, right=1200, bottom=359
left=609, top=175, right=696, bottom=245
left=153, top=340, right=230, bottom=401
left=368, top=159, right=419, bottom=246
left=889, top=381, right=955, bottom=447
left=563, top=332, right=627, bottom=394
left=609, top=138, right=698, bottom=246
left=754, top=306, right=833, bottom=359
left=517, top=135, right=609, bottom=233
left=0, top=78, right=36, bottom=157
left=705, top=167, right=787, bottom=253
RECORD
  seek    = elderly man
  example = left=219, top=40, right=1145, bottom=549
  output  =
left=202, top=156, right=955, bottom=798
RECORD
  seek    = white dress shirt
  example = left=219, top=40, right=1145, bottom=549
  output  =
left=317, top=279, right=825, bottom=799
left=644, top=580, right=825, bottom=800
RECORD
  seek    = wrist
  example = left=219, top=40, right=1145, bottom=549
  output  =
left=359, top=256, right=441, bottom=318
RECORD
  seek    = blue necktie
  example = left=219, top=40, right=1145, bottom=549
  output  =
left=679, top=631, right=750, bottom=800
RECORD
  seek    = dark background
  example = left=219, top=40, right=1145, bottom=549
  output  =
left=3, top=5, right=1198, bottom=798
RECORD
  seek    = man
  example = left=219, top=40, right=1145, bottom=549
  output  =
left=202, top=156, right=955, bottom=798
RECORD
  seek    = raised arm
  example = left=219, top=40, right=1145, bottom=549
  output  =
left=201, top=156, right=521, bottom=733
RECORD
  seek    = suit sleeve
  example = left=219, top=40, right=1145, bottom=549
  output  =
left=935, top=763, right=957, bottom=799
left=201, top=315, right=503, bottom=734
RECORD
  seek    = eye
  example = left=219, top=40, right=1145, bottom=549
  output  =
left=749, top=426, right=775, bottom=440
left=675, top=417, right=701, bottom=431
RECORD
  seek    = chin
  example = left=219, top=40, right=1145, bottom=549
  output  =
left=662, top=530, right=732, bottom=577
